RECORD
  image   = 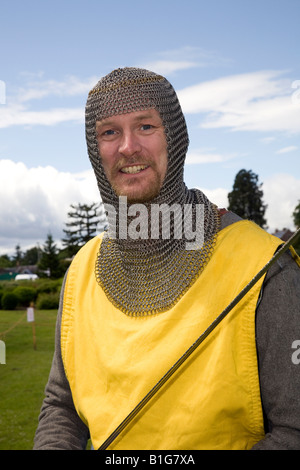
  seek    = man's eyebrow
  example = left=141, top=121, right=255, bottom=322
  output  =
left=96, top=119, right=115, bottom=128
left=96, top=112, right=161, bottom=128
left=132, top=112, right=159, bottom=121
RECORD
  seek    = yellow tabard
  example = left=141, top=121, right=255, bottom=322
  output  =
left=61, top=220, right=282, bottom=450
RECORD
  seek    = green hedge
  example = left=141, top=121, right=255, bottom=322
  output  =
left=2, top=292, right=18, bottom=310
left=13, top=286, right=37, bottom=307
left=0, top=277, right=63, bottom=310
left=36, top=279, right=62, bottom=295
left=36, top=292, right=60, bottom=310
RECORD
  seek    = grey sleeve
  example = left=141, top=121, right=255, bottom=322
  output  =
left=252, top=250, right=300, bottom=450
left=33, top=275, right=89, bottom=450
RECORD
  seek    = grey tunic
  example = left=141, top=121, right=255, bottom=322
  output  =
left=33, top=214, right=300, bottom=450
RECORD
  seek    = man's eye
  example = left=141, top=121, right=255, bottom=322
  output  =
left=141, top=124, right=153, bottom=131
left=104, top=129, right=115, bottom=135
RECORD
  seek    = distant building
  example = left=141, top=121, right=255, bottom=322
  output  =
left=272, top=228, right=294, bottom=241
left=0, top=265, right=39, bottom=281
left=0, top=270, right=15, bottom=281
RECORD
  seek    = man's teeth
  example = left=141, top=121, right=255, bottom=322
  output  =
left=121, top=165, right=148, bottom=174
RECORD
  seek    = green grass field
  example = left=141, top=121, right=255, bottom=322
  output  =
left=0, top=309, right=57, bottom=450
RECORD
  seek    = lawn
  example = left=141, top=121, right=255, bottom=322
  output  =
left=0, top=309, right=57, bottom=450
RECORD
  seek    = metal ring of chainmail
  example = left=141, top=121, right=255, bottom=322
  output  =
left=85, top=67, right=220, bottom=316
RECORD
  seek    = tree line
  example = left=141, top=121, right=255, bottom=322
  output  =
left=0, top=202, right=107, bottom=279
left=1, top=169, right=299, bottom=279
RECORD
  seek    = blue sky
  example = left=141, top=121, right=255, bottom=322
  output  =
left=0, top=0, right=300, bottom=254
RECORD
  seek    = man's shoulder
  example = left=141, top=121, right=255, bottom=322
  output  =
left=218, top=209, right=242, bottom=231
left=217, top=210, right=282, bottom=252
left=71, top=233, right=105, bottom=263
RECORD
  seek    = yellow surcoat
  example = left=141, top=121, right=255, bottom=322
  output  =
left=61, top=220, right=282, bottom=450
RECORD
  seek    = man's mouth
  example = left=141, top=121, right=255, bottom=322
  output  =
left=120, top=165, right=149, bottom=174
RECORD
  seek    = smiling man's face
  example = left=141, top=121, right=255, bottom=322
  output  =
left=96, top=108, right=168, bottom=203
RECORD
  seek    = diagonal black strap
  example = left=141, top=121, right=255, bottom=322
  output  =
left=98, top=228, right=300, bottom=450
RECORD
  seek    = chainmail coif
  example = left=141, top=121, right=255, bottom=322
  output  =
left=85, top=67, right=220, bottom=316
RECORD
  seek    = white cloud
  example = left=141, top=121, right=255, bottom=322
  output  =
left=0, top=75, right=99, bottom=128
left=186, top=149, right=238, bottom=164
left=17, top=75, right=99, bottom=102
left=261, top=137, right=276, bottom=144
left=140, top=46, right=226, bottom=75
left=263, top=173, right=300, bottom=232
left=178, top=70, right=300, bottom=134
left=0, top=103, right=84, bottom=128
left=199, top=187, right=229, bottom=209
left=276, top=146, right=298, bottom=154
left=140, top=60, right=198, bottom=76
left=0, top=160, right=99, bottom=254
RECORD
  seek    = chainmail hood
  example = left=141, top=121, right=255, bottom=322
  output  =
left=85, top=67, right=220, bottom=316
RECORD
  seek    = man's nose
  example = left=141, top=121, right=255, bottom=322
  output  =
left=118, top=131, right=142, bottom=157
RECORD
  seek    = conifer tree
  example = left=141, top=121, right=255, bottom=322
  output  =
left=62, top=202, right=107, bottom=256
left=13, top=244, right=23, bottom=266
left=38, top=233, right=63, bottom=278
left=293, top=200, right=300, bottom=229
left=228, top=169, right=267, bottom=228
left=292, top=200, right=300, bottom=254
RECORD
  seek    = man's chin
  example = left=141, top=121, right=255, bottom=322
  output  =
left=120, top=193, right=159, bottom=204
left=113, top=186, right=161, bottom=204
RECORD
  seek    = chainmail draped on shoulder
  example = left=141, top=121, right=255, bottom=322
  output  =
left=85, top=67, right=220, bottom=316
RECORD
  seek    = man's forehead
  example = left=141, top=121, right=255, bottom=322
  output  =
left=96, top=108, right=161, bottom=127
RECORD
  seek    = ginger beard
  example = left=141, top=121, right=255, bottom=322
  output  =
left=107, top=158, right=166, bottom=203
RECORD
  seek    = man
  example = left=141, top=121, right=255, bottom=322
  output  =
left=34, top=67, right=300, bottom=450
